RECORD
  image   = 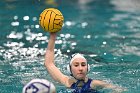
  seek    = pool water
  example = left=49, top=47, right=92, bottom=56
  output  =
left=0, top=0, right=140, bottom=93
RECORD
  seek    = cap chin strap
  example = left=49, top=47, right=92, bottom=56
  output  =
left=68, top=65, right=78, bottom=80
left=67, top=64, right=90, bottom=80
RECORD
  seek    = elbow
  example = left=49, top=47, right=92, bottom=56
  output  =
left=44, top=61, right=48, bottom=68
left=44, top=61, right=53, bottom=69
left=44, top=60, right=48, bottom=69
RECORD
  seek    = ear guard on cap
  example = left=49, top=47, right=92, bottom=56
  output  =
left=67, top=64, right=90, bottom=75
left=88, top=64, right=90, bottom=72
left=67, top=64, right=71, bottom=74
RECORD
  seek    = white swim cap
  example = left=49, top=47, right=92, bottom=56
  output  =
left=67, top=53, right=90, bottom=75
left=22, top=79, right=55, bottom=93
left=70, top=53, right=87, bottom=65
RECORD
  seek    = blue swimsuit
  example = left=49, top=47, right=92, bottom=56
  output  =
left=71, top=78, right=100, bottom=93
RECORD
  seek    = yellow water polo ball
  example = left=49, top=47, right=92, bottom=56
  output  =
left=39, top=8, right=64, bottom=32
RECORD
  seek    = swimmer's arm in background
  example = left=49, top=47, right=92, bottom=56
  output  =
left=44, top=33, right=72, bottom=87
left=91, top=80, right=127, bottom=93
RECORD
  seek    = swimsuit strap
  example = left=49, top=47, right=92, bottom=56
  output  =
left=82, top=78, right=92, bottom=89
left=71, top=78, right=100, bottom=93
left=71, top=78, right=92, bottom=89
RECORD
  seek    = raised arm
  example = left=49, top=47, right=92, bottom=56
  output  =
left=44, top=33, right=70, bottom=87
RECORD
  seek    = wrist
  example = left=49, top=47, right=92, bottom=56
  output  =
left=50, top=33, right=57, bottom=40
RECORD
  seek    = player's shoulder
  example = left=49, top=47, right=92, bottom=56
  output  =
left=63, top=76, right=76, bottom=88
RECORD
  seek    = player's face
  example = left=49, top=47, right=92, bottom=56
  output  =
left=71, top=58, right=87, bottom=80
